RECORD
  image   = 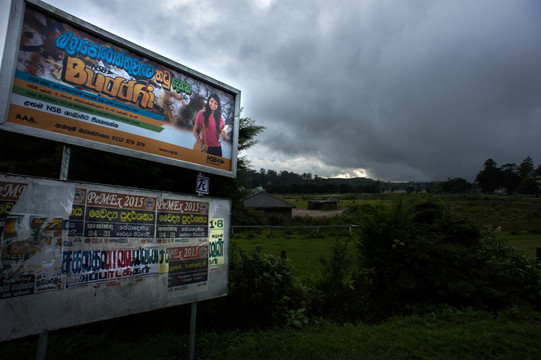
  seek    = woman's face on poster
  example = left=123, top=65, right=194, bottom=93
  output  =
left=209, top=97, right=219, bottom=112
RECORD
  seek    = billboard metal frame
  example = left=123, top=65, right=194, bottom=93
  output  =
left=0, top=0, right=240, bottom=178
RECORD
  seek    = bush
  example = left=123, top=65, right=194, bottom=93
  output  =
left=200, top=242, right=306, bottom=330
left=311, top=238, right=360, bottom=322
left=320, top=200, right=541, bottom=322
left=476, top=226, right=541, bottom=310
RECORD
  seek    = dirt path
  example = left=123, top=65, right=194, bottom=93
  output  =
left=292, top=209, right=345, bottom=218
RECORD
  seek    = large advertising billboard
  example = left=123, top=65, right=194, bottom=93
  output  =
left=0, top=0, right=240, bottom=177
left=0, top=174, right=230, bottom=341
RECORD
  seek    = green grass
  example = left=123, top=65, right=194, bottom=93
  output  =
left=3, top=308, right=540, bottom=360
left=279, top=193, right=541, bottom=260
left=200, top=308, right=541, bottom=360
left=501, top=232, right=541, bottom=259
left=232, top=233, right=337, bottom=281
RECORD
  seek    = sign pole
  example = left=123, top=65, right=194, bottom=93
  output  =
left=60, top=146, right=71, bottom=181
left=35, top=145, right=72, bottom=360
left=36, top=332, right=48, bottom=360
left=189, top=302, right=197, bottom=360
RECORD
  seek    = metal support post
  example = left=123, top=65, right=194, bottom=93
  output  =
left=189, top=302, right=197, bottom=360
left=36, top=332, right=48, bottom=360
left=60, top=146, right=71, bottom=180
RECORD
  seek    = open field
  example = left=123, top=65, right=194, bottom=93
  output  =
left=1, top=307, right=540, bottom=360
left=281, top=193, right=541, bottom=260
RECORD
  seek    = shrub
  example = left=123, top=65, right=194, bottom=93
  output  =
left=200, top=242, right=306, bottom=330
left=476, top=227, right=541, bottom=310
left=311, top=238, right=360, bottom=322
left=333, top=200, right=541, bottom=322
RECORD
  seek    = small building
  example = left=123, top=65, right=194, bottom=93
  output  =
left=308, top=197, right=338, bottom=210
left=242, top=192, right=295, bottom=220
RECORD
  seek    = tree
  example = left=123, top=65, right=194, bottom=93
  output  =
left=535, top=165, right=541, bottom=177
left=518, top=156, right=534, bottom=179
left=518, top=177, right=540, bottom=196
left=475, top=159, right=501, bottom=193
left=236, top=114, right=265, bottom=172
left=440, top=178, right=472, bottom=193
left=499, top=163, right=521, bottom=195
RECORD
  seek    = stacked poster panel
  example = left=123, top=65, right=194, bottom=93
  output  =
left=0, top=0, right=240, bottom=177
left=0, top=174, right=229, bottom=341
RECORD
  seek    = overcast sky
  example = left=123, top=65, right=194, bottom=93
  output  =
left=1, top=0, right=540, bottom=182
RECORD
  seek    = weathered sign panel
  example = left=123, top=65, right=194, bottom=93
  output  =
left=0, top=174, right=230, bottom=340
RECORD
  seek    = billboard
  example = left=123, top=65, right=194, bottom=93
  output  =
left=0, top=0, right=240, bottom=178
left=0, top=174, right=230, bottom=340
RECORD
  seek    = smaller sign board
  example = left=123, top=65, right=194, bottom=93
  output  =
left=196, top=174, right=210, bottom=196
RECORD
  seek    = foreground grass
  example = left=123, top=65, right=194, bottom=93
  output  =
left=2, top=308, right=540, bottom=360
left=201, top=308, right=541, bottom=360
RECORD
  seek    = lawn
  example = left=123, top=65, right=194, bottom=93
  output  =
left=2, top=307, right=540, bottom=360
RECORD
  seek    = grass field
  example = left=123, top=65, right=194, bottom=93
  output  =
left=278, top=193, right=541, bottom=261
left=2, top=307, right=540, bottom=360
left=232, top=193, right=541, bottom=282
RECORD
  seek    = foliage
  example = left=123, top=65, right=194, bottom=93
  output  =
left=235, top=113, right=265, bottom=174
left=476, top=226, right=541, bottom=309
left=439, top=177, right=473, bottom=193
left=313, top=199, right=541, bottom=323
left=199, top=243, right=307, bottom=330
left=476, top=158, right=501, bottom=193
left=311, top=238, right=360, bottom=322
left=199, top=308, right=541, bottom=360
left=3, top=307, right=541, bottom=360
left=475, top=156, right=541, bottom=195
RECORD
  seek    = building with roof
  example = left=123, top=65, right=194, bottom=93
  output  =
left=307, top=197, right=338, bottom=210
left=242, top=192, right=296, bottom=220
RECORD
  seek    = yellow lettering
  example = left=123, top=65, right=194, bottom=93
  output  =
left=63, top=57, right=87, bottom=85
left=60, top=57, right=156, bottom=110
left=84, top=68, right=106, bottom=92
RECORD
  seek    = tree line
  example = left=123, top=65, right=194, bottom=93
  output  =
left=239, top=156, right=541, bottom=195
left=475, top=156, right=541, bottom=195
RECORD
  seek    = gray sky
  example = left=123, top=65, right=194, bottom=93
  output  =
left=1, top=0, right=540, bottom=182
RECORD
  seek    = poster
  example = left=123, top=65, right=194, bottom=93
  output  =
left=0, top=175, right=230, bottom=342
left=62, top=189, right=161, bottom=288
left=1, top=2, right=239, bottom=176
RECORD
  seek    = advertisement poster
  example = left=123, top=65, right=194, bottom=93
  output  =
left=2, top=3, right=239, bottom=175
left=156, top=197, right=210, bottom=294
left=0, top=181, right=27, bottom=237
left=62, top=189, right=161, bottom=288
left=208, top=218, right=225, bottom=266
left=0, top=176, right=226, bottom=305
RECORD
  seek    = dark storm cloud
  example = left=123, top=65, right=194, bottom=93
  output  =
left=3, top=0, right=540, bottom=181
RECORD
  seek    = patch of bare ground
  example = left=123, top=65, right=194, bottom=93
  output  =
left=292, top=209, right=345, bottom=218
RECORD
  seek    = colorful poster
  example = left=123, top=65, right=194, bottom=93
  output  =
left=0, top=174, right=230, bottom=341
left=0, top=176, right=221, bottom=297
left=62, top=189, right=161, bottom=287
left=0, top=178, right=68, bottom=298
left=0, top=181, right=27, bottom=237
left=4, top=5, right=238, bottom=175
left=209, top=218, right=225, bottom=266
left=167, top=244, right=209, bottom=293
left=156, top=197, right=210, bottom=294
